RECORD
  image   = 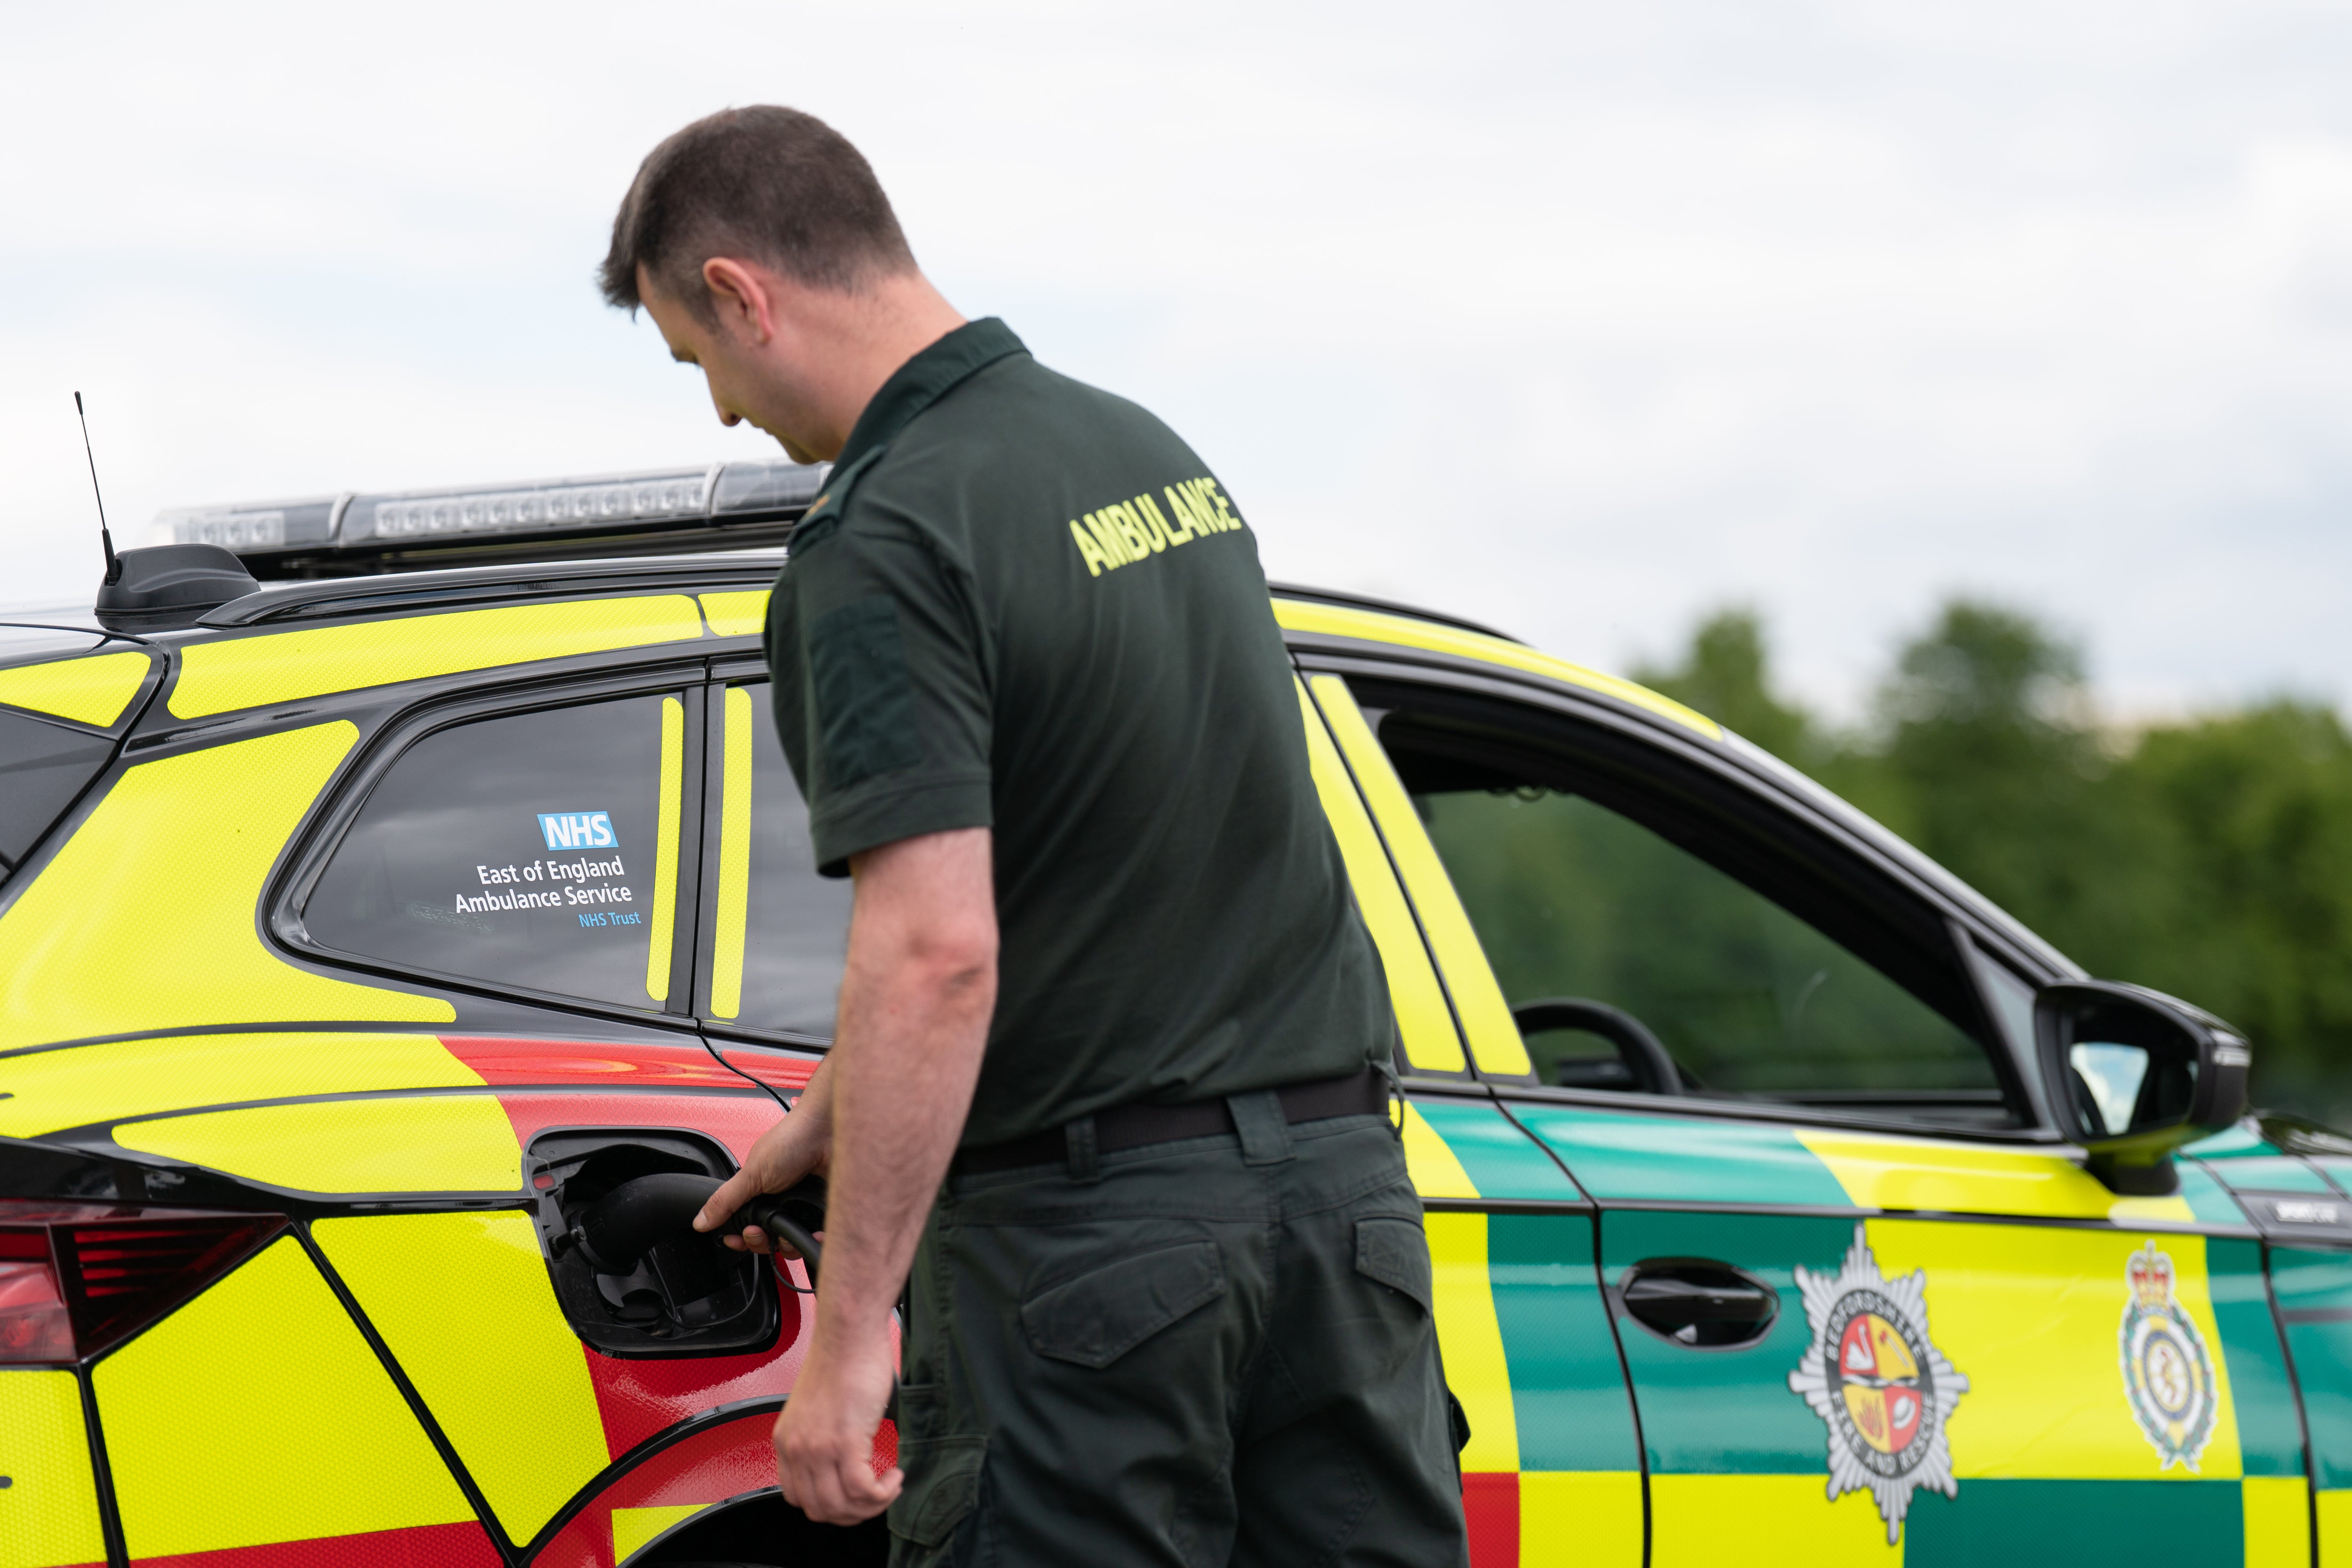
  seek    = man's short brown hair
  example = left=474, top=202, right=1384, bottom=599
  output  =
left=600, top=106, right=915, bottom=318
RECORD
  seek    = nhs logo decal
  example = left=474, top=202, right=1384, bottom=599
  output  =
left=538, top=811, right=617, bottom=851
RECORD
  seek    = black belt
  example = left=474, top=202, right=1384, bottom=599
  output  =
left=952, top=1067, right=1389, bottom=1178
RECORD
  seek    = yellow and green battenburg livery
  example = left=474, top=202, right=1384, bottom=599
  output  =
left=1400, top=1098, right=2313, bottom=1567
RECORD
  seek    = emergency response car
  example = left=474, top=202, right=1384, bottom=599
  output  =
left=1, top=458, right=2348, bottom=1568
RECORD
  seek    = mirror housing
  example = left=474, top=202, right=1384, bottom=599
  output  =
left=2038, top=980, right=2251, bottom=1194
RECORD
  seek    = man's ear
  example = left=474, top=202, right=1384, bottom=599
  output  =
left=703, top=257, right=778, bottom=345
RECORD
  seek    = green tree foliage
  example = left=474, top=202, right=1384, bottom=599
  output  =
left=1643, top=604, right=2352, bottom=1118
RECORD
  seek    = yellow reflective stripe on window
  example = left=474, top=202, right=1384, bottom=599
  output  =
left=0, top=649, right=152, bottom=728
left=95, top=1237, right=473, bottom=1559
left=615, top=1504, right=709, bottom=1563
left=114, top=1095, right=522, bottom=1193
left=313, top=1211, right=612, bottom=1545
left=0, top=1369, right=106, bottom=1568
left=709, top=686, right=757, bottom=1019
left=1296, top=680, right=1464, bottom=1074
left=0, top=723, right=454, bottom=1051
left=1308, top=676, right=1532, bottom=1079
left=169, top=595, right=706, bottom=719
left=1425, top=1211, right=1519, bottom=1472
left=0, top=1032, right=483, bottom=1139
left=1273, top=598, right=1721, bottom=739
left=646, top=695, right=685, bottom=1002
left=699, top=589, right=770, bottom=638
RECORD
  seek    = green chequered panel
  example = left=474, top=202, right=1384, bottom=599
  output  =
left=2198, top=1154, right=2335, bottom=1195
left=1414, top=1098, right=1582, bottom=1200
left=1511, top=1103, right=1853, bottom=1207
left=2184, top=1125, right=2276, bottom=1159
left=1600, top=1210, right=1857, bottom=1472
left=1488, top=1213, right=1639, bottom=1472
left=2270, top=1247, right=2352, bottom=1489
left=2173, top=1160, right=2252, bottom=1226
left=1902, top=1478, right=2243, bottom=1565
left=2209, top=1238, right=2306, bottom=1478
left=2310, top=1158, right=2352, bottom=1199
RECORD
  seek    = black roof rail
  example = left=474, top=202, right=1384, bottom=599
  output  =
left=202, top=551, right=787, bottom=627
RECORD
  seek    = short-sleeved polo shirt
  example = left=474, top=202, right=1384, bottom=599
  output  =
left=765, top=318, right=1391, bottom=1147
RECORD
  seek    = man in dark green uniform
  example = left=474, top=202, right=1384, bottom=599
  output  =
left=602, top=106, right=1466, bottom=1566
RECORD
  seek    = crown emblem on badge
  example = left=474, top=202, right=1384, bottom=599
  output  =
left=2128, top=1246, right=2175, bottom=1310
left=2119, top=1240, right=2217, bottom=1471
left=1787, top=1225, right=1968, bottom=1545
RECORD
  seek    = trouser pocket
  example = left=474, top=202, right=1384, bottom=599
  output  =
left=1020, top=1238, right=1228, bottom=1368
left=888, top=1381, right=988, bottom=1558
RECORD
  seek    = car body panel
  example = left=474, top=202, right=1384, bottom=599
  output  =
left=0, top=562, right=2336, bottom=1567
left=0, top=651, right=156, bottom=729
left=0, top=1367, right=107, bottom=1568
left=166, top=596, right=706, bottom=720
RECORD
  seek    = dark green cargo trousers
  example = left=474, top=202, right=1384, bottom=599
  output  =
left=885, top=1096, right=1470, bottom=1567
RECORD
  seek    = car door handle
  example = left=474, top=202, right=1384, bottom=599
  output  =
left=1617, top=1259, right=1780, bottom=1346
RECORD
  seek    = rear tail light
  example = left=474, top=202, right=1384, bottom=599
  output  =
left=0, top=1203, right=284, bottom=1365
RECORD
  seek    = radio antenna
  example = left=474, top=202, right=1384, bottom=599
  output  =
left=74, top=391, right=122, bottom=585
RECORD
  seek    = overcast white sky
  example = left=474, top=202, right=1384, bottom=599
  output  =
left=4, top=1, right=2349, bottom=722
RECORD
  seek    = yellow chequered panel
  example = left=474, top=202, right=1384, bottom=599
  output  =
left=1308, top=676, right=1530, bottom=1078
left=1295, top=681, right=1465, bottom=1073
left=1271, top=598, right=1722, bottom=739
left=2318, top=1488, right=2352, bottom=1568
left=614, top=1504, right=708, bottom=1562
left=698, top=590, right=770, bottom=638
left=2245, top=1476, right=2310, bottom=1566
left=169, top=594, right=705, bottom=719
left=0, top=1369, right=105, bottom=1568
left=1424, top=1211, right=1519, bottom=1473
left=1649, top=1474, right=1901, bottom=1568
left=1802, top=1131, right=2196, bottom=1225
left=1867, top=1220, right=2241, bottom=1480
left=0, top=1033, right=483, bottom=1140
left=1401, top=1103, right=1480, bottom=1199
left=114, top=1095, right=521, bottom=1193
left=0, top=723, right=454, bottom=1051
left=1520, top=1471, right=1642, bottom=1567
left=313, top=1211, right=610, bottom=1543
left=94, top=1237, right=471, bottom=1558
left=0, top=651, right=152, bottom=728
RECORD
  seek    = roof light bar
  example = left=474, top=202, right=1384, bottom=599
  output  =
left=147, top=458, right=828, bottom=578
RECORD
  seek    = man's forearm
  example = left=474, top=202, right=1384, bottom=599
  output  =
left=810, top=829, right=996, bottom=1349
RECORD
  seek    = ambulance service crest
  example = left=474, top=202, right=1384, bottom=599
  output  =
left=2119, top=1240, right=2217, bottom=1471
left=1787, top=1226, right=1968, bottom=1544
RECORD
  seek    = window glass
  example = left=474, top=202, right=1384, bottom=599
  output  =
left=308, top=694, right=685, bottom=1009
left=1410, top=772, right=2003, bottom=1122
left=706, top=683, right=851, bottom=1037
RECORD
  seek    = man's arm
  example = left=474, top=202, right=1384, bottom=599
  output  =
left=737, top=826, right=997, bottom=1524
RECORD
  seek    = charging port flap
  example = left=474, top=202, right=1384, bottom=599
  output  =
left=529, top=1128, right=780, bottom=1358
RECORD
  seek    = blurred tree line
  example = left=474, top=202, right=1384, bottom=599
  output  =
left=1635, top=605, right=2352, bottom=1122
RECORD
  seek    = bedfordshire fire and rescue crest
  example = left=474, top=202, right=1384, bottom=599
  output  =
left=1788, top=1226, right=1969, bottom=1544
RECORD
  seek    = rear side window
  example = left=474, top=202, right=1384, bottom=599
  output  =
left=305, top=693, right=688, bottom=1010
left=703, top=682, right=850, bottom=1038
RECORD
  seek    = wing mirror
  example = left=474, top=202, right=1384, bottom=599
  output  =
left=2038, top=980, right=2251, bottom=1194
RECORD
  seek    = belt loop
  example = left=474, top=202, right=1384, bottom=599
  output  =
left=1064, top=1115, right=1101, bottom=1184
left=1229, top=1090, right=1294, bottom=1166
